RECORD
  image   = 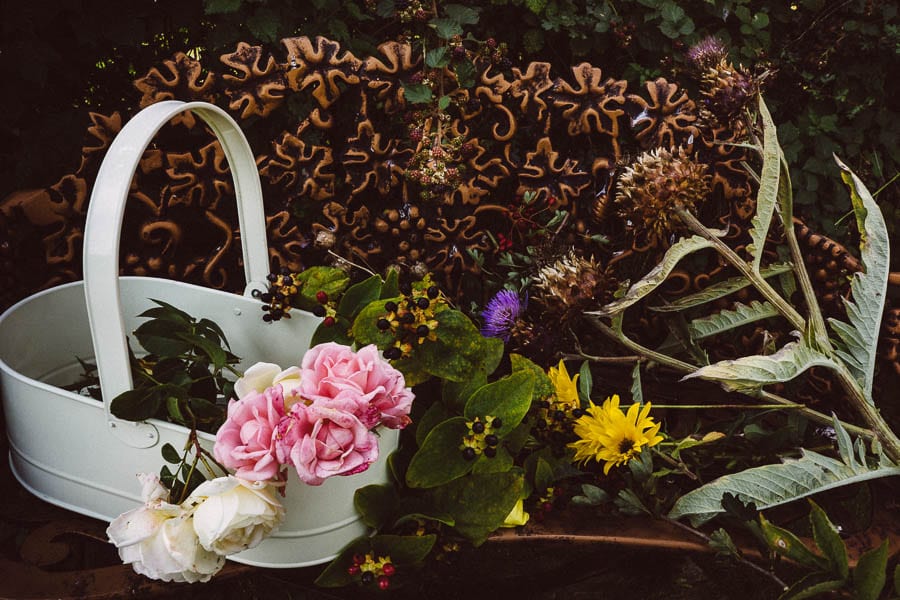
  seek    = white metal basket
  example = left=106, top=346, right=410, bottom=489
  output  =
left=0, top=101, right=398, bottom=568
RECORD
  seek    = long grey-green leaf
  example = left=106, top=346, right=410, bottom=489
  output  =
left=668, top=449, right=900, bottom=526
left=688, top=301, right=779, bottom=341
left=682, top=340, right=836, bottom=393
left=591, top=235, right=714, bottom=317
left=650, top=263, right=792, bottom=312
left=746, top=96, right=780, bottom=273
left=826, top=157, right=890, bottom=403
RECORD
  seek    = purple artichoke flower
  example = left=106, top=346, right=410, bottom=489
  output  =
left=480, top=289, right=524, bottom=342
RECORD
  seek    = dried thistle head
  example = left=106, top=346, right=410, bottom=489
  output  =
left=532, top=251, right=612, bottom=317
left=698, top=58, right=758, bottom=126
left=615, top=147, right=711, bottom=242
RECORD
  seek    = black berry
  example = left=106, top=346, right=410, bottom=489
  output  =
left=416, top=297, right=430, bottom=309
left=471, top=421, right=485, bottom=434
left=384, top=347, right=402, bottom=360
left=485, top=434, right=499, bottom=447
left=484, top=446, right=497, bottom=458
left=462, top=447, right=476, bottom=460
left=377, top=318, right=391, bottom=330
left=361, top=571, right=375, bottom=585
left=427, top=285, right=439, bottom=298
left=492, top=418, right=503, bottom=429
left=416, top=324, right=430, bottom=337
left=312, top=305, right=327, bottom=317
left=384, top=301, right=398, bottom=313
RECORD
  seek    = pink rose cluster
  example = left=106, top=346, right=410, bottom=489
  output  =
left=214, top=343, right=414, bottom=486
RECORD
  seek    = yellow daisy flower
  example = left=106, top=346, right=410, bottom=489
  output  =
left=568, top=394, right=664, bottom=474
left=548, top=359, right=579, bottom=409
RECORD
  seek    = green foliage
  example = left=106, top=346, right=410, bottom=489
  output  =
left=109, top=300, right=239, bottom=431
left=758, top=500, right=893, bottom=600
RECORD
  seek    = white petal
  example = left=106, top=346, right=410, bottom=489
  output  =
left=234, top=362, right=282, bottom=398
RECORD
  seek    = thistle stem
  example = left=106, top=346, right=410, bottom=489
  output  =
left=675, top=208, right=806, bottom=332
left=589, top=319, right=874, bottom=439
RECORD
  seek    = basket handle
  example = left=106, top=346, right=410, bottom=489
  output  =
left=83, top=101, right=269, bottom=448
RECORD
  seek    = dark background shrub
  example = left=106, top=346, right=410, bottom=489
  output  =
left=1, top=0, right=897, bottom=252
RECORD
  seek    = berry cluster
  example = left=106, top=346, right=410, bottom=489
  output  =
left=377, top=283, right=442, bottom=359
left=405, top=136, right=466, bottom=201
left=460, top=416, right=503, bottom=460
left=258, top=270, right=299, bottom=322
left=531, top=486, right=564, bottom=522
left=347, top=553, right=396, bottom=590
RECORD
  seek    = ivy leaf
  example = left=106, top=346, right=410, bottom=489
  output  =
left=406, top=417, right=473, bottom=488
left=403, top=82, right=434, bottom=104
left=827, top=157, right=890, bottom=403
left=683, top=340, right=836, bottom=393
left=590, top=235, right=715, bottom=317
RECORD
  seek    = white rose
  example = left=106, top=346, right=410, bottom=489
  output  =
left=107, top=474, right=224, bottom=583
left=235, top=362, right=304, bottom=409
left=189, top=476, right=285, bottom=555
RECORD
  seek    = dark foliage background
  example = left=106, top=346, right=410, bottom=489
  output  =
left=1, top=0, right=897, bottom=245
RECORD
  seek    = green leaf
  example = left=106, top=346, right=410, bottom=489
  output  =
left=354, top=484, right=397, bottom=529
left=438, top=95, right=451, bottom=111
left=316, top=534, right=436, bottom=587
left=759, top=514, right=829, bottom=570
left=827, top=156, right=890, bottom=403
left=509, top=353, right=554, bottom=399
left=430, top=471, right=525, bottom=545
left=140, top=300, right=193, bottom=325
left=246, top=7, right=280, bottom=43
left=628, top=363, right=643, bottom=405
left=442, top=368, right=487, bottom=413
left=687, top=301, right=779, bottom=341
left=415, top=401, right=455, bottom=447
left=668, top=447, right=900, bottom=526
left=133, top=319, right=193, bottom=357
left=426, top=47, right=450, bottom=69
left=525, top=0, right=547, bottom=14
left=683, top=340, right=836, bottom=393
left=534, top=457, right=554, bottom=491
left=110, top=387, right=163, bottom=421
left=464, top=371, right=535, bottom=435
left=295, top=267, right=350, bottom=309
left=650, top=264, right=792, bottom=312
left=577, top=361, right=592, bottom=404
left=748, top=95, right=781, bottom=273
left=443, top=3, right=480, bottom=24
left=188, top=397, right=222, bottom=421
left=454, top=59, right=476, bottom=88
left=204, top=0, right=241, bottom=15
left=418, top=310, right=502, bottom=382
left=591, top=236, right=715, bottom=317
left=853, top=540, right=889, bottom=600
left=175, top=332, right=227, bottom=370
left=406, top=417, right=473, bottom=488
left=430, top=17, right=464, bottom=39
left=380, top=268, right=400, bottom=299
left=310, top=316, right=353, bottom=347
left=708, top=528, right=741, bottom=559
left=403, top=82, right=434, bottom=104
left=808, top=500, right=848, bottom=580
left=161, top=443, right=181, bottom=464
left=337, top=275, right=382, bottom=319
left=893, top=563, right=899, bottom=596
left=196, top=318, right=230, bottom=350
left=779, top=573, right=846, bottom=600
left=471, top=446, right=514, bottom=474
left=351, top=297, right=399, bottom=348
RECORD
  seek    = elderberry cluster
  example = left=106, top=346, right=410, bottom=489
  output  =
left=377, top=283, right=442, bottom=359
left=460, top=416, right=503, bottom=460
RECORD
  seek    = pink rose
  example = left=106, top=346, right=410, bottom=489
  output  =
left=213, top=386, right=285, bottom=481
left=300, top=342, right=414, bottom=429
left=274, top=399, right=379, bottom=486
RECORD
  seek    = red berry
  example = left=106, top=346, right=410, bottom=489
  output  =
left=542, top=501, right=553, bottom=512
left=352, top=553, right=365, bottom=565
left=486, top=37, right=497, bottom=49
left=348, top=565, right=361, bottom=575
left=382, top=563, right=396, bottom=576
left=378, top=575, right=391, bottom=590
left=316, top=290, right=328, bottom=304
left=323, top=316, right=336, bottom=327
